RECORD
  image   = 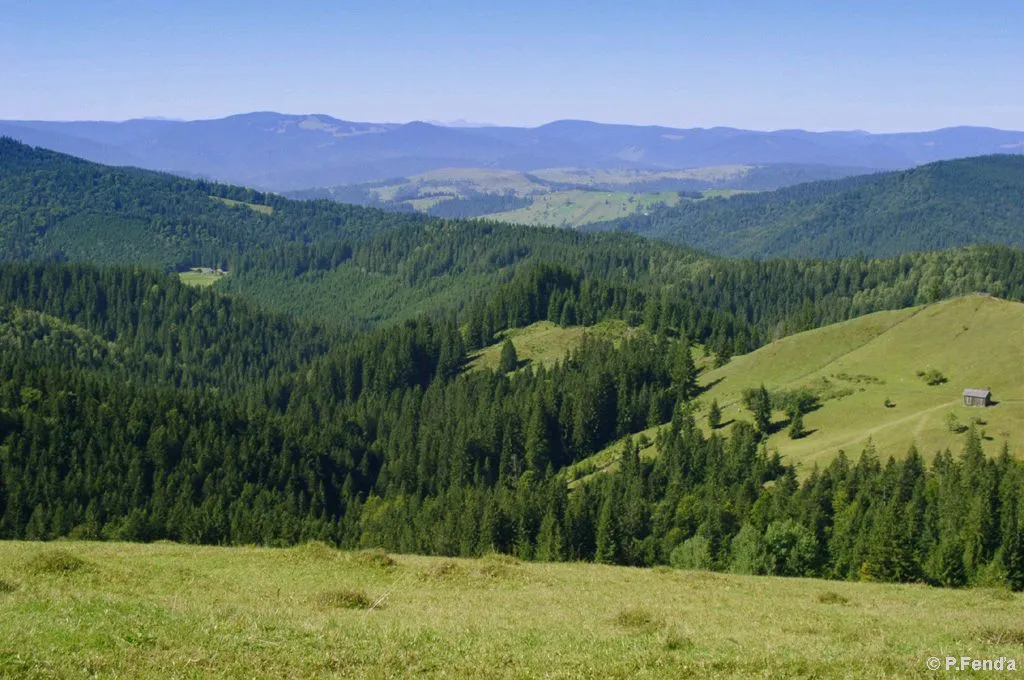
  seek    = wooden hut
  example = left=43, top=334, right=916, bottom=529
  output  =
left=962, top=388, right=992, bottom=407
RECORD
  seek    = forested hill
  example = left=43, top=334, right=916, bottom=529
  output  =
left=2, top=260, right=1024, bottom=590
left=2, top=137, right=1024, bottom=587
left=0, top=137, right=427, bottom=269
left=598, top=155, right=1024, bottom=259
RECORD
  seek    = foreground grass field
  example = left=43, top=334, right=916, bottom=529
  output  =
left=1, top=542, right=1022, bottom=678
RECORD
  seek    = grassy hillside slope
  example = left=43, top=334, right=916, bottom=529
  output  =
left=466, top=319, right=634, bottom=371
left=700, top=295, right=1024, bottom=469
left=1, top=541, right=1021, bottom=678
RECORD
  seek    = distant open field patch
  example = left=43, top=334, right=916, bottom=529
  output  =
left=0, top=540, right=1019, bottom=678
left=485, top=190, right=681, bottom=227
left=210, top=195, right=274, bottom=215
left=179, top=268, right=227, bottom=287
left=529, top=165, right=753, bottom=185
left=467, top=319, right=634, bottom=372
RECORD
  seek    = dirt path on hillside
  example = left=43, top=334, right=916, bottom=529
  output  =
left=828, top=399, right=960, bottom=454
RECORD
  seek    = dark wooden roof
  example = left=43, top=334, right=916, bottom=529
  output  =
left=963, top=388, right=991, bottom=398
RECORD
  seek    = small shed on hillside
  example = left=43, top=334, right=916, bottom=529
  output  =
left=963, top=388, right=992, bottom=407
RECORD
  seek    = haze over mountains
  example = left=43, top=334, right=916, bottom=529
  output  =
left=2, top=112, right=1023, bottom=191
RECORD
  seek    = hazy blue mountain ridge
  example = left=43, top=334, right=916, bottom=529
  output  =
left=3, top=113, right=1022, bottom=190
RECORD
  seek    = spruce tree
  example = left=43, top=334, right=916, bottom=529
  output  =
left=1001, top=523, right=1024, bottom=592
left=595, top=492, right=620, bottom=564
left=708, top=398, right=722, bottom=430
left=788, top=409, right=805, bottom=439
left=535, top=509, right=564, bottom=562
left=672, top=340, right=698, bottom=401
left=499, top=338, right=518, bottom=373
left=935, top=539, right=967, bottom=587
left=525, top=399, right=552, bottom=473
left=742, top=384, right=772, bottom=437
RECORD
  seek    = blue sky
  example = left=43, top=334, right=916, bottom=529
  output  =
left=2, top=0, right=1022, bottom=131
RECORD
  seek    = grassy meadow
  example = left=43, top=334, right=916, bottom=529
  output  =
left=697, top=295, right=1024, bottom=470
left=178, top=271, right=224, bottom=287
left=466, top=319, right=634, bottom=372
left=0, top=541, right=1021, bottom=678
left=474, top=296, right=1022, bottom=485
left=209, top=196, right=274, bottom=215
left=485, top=190, right=681, bottom=228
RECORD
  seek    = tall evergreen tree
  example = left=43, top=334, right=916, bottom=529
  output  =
left=499, top=339, right=519, bottom=373
left=788, top=408, right=805, bottom=439
left=743, top=384, right=773, bottom=437
left=595, top=491, right=620, bottom=565
left=672, top=339, right=698, bottom=402
left=708, top=398, right=722, bottom=430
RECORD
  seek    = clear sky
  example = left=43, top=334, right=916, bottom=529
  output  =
left=2, top=0, right=1022, bottom=131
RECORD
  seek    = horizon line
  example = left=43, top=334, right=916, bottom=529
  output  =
left=3, top=112, right=1021, bottom=136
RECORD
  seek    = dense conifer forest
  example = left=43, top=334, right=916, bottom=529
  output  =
left=600, top=154, right=1024, bottom=259
left=1, top=139, right=1023, bottom=589
left=1, top=260, right=1022, bottom=588
left=0, top=137, right=427, bottom=269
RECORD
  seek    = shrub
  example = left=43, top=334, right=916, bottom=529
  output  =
left=772, top=388, right=820, bottom=415
left=0, top=579, right=18, bottom=593
left=946, top=412, right=967, bottom=434
left=978, top=628, right=1024, bottom=645
left=762, top=520, right=817, bottom=577
left=482, top=552, right=520, bottom=565
left=615, top=606, right=658, bottom=629
left=25, top=550, right=92, bottom=575
left=477, top=553, right=522, bottom=580
left=353, top=548, right=396, bottom=569
left=420, top=560, right=463, bottom=581
left=729, top=523, right=766, bottom=575
left=290, top=541, right=338, bottom=561
left=662, top=628, right=694, bottom=651
left=917, top=368, right=947, bottom=386
left=670, top=535, right=713, bottom=571
left=817, top=591, right=849, bottom=605
left=316, top=588, right=373, bottom=610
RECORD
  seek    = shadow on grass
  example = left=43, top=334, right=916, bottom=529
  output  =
left=696, top=377, right=725, bottom=397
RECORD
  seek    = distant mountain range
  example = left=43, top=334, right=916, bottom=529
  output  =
left=2, top=113, right=1023, bottom=191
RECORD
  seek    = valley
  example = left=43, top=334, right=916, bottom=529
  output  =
left=6, top=4, right=1024, bottom=676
